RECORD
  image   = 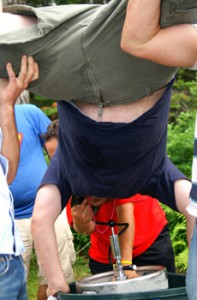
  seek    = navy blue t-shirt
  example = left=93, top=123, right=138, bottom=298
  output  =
left=41, top=80, right=186, bottom=210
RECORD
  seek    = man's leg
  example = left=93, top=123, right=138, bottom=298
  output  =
left=15, top=218, right=33, bottom=280
left=174, top=179, right=195, bottom=245
left=37, top=284, right=47, bottom=300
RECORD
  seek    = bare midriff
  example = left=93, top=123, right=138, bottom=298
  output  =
left=76, top=87, right=165, bottom=123
left=0, top=13, right=166, bottom=123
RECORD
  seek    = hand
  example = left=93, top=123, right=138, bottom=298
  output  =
left=47, top=282, right=70, bottom=298
left=72, top=199, right=93, bottom=222
left=124, top=270, right=140, bottom=279
left=0, top=55, right=39, bottom=108
left=71, top=199, right=95, bottom=234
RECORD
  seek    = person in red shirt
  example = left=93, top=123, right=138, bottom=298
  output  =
left=67, top=194, right=175, bottom=277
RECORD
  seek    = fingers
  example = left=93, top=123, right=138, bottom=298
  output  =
left=1, top=55, right=39, bottom=106
left=6, top=62, right=16, bottom=80
left=17, top=55, right=28, bottom=82
left=72, top=200, right=93, bottom=223
left=72, top=199, right=88, bottom=214
left=124, top=270, right=140, bottom=279
left=18, top=55, right=39, bottom=86
left=6, top=55, right=39, bottom=90
left=32, top=62, right=39, bottom=81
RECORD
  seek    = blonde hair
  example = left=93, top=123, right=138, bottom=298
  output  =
left=16, top=90, right=30, bottom=104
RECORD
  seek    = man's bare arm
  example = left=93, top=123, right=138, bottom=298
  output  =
left=0, top=55, right=38, bottom=183
left=116, top=202, right=138, bottom=279
left=71, top=199, right=96, bottom=234
left=32, top=184, right=70, bottom=297
left=121, top=0, right=197, bottom=67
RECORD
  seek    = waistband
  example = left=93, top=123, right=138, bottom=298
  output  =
left=0, top=254, right=15, bottom=262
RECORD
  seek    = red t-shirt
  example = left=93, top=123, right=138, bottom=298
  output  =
left=67, top=194, right=167, bottom=264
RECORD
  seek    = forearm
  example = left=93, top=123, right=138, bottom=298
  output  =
left=121, top=0, right=197, bottom=67
left=118, top=228, right=134, bottom=263
left=72, top=200, right=95, bottom=234
left=116, top=203, right=134, bottom=262
left=0, top=55, right=38, bottom=183
left=115, top=203, right=139, bottom=279
left=121, top=0, right=160, bottom=53
left=34, top=217, right=65, bottom=285
left=32, top=185, right=70, bottom=295
left=0, top=104, right=19, bottom=183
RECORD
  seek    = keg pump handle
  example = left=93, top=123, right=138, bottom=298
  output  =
left=108, top=220, right=127, bottom=281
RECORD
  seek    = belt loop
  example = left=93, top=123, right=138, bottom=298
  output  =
left=0, top=254, right=13, bottom=262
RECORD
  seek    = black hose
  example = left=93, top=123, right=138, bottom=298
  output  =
left=95, top=219, right=129, bottom=264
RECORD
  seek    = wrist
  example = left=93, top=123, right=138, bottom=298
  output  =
left=48, top=276, right=70, bottom=292
left=73, top=219, right=95, bottom=234
left=121, top=259, right=132, bottom=265
left=0, top=105, right=15, bottom=126
left=73, top=222, right=87, bottom=234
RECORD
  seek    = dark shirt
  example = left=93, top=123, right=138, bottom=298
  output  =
left=41, top=79, right=186, bottom=209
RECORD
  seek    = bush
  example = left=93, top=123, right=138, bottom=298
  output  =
left=165, top=108, right=196, bottom=271
left=167, top=111, right=196, bottom=178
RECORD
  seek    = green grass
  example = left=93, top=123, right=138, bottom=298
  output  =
left=27, top=252, right=39, bottom=300
left=27, top=251, right=90, bottom=300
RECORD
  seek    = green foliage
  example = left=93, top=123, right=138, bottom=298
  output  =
left=41, top=106, right=58, bottom=120
left=167, top=111, right=196, bottom=178
left=71, top=229, right=90, bottom=255
left=175, top=248, right=189, bottom=272
left=30, top=94, right=58, bottom=120
left=161, top=204, right=188, bottom=272
left=30, top=94, right=54, bottom=108
left=165, top=74, right=197, bottom=271
left=73, top=255, right=91, bottom=281
left=169, top=70, right=197, bottom=122
left=28, top=252, right=39, bottom=299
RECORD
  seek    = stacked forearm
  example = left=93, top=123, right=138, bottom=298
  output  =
left=0, top=104, right=19, bottom=183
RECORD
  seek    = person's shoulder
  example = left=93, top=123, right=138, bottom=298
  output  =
left=15, top=103, right=38, bottom=111
left=15, top=104, right=50, bottom=124
left=17, top=103, right=46, bottom=115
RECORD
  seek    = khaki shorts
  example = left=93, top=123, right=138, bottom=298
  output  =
left=160, top=0, right=197, bottom=28
left=2, top=0, right=196, bottom=105
left=15, top=208, right=76, bottom=285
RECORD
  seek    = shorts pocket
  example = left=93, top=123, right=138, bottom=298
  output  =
left=0, top=256, right=9, bottom=276
left=160, top=0, right=197, bottom=28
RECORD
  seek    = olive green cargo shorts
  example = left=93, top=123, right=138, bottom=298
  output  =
left=0, top=0, right=196, bottom=104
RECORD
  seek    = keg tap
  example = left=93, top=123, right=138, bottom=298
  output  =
left=109, top=220, right=127, bottom=281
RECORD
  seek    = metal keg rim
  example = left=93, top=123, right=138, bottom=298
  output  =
left=76, top=265, right=167, bottom=288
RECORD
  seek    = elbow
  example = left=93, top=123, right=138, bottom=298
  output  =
left=7, top=169, right=17, bottom=185
left=7, top=175, right=14, bottom=185
left=31, top=212, right=43, bottom=239
left=120, top=36, right=144, bottom=59
left=120, top=35, right=133, bottom=54
left=31, top=215, right=38, bottom=238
